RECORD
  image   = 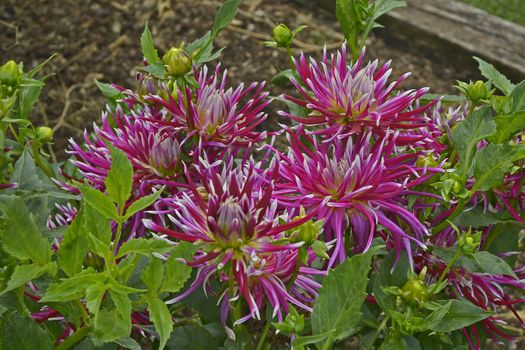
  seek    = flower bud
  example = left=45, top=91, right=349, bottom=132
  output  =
left=36, top=126, right=53, bottom=143
left=457, top=80, right=493, bottom=103
left=162, top=47, right=192, bottom=77
left=0, top=60, right=20, bottom=86
left=458, top=228, right=482, bottom=256
left=273, top=24, right=293, bottom=47
left=416, top=154, right=438, bottom=169
left=401, top=279, right=429, bottom=306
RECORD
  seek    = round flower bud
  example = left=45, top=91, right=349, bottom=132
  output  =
left=273, top=24, right=293, bottom=47
left=0, top=60, right=20, bottom=86
left=457, top=80, right=493, bottom=103
left=401, top=279, right=428, bottom=306
left=36, top=126, right=53, bottom=143
left=162, top=47, right=192, bottom=77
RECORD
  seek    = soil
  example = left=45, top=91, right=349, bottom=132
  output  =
left=0, top=0, right=521, bottom=349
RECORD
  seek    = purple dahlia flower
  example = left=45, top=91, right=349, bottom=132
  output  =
left=144, top=156, right=323, bottom=323
left=280, top=44, right=435, bottom=142
left=275, top=127, right=432, bottom=267
left=148, top=65, right=269, bottom=149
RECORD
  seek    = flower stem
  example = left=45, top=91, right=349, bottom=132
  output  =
left=255, top=321, right=271, bottom=350
left=431, top=248, right=461, bottom=294
left=365, top=315, right=390, bottom=350
left=56, top=325, right=90, bottom=350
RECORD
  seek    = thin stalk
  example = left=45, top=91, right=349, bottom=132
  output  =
left=56, top=325, right=90, bottom=350
left=365, top=315, right=390, bottom=350
left=255, top=322, right=271, bottom=350
left=431, top=248, right=461, bottom=294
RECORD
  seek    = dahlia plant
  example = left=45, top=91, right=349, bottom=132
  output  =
left=1, top=0, right=525, bottom=349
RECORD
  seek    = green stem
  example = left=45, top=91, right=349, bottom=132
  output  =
left=431, top=248, right=461, bottom=294
left=31, top=141, right=54, bottom=178
left=366, top=315, right=390, bottom=350
left=15, top=286, right=31, bottom=318
left=286, top=46, right=295, bottom=72
left=432, top=200, right=467, bottom=234
left=56, top=325, right=90, bottom=350
left=255, top=322, right=271, bottom=350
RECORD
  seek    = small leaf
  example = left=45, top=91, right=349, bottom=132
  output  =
left=373, top=0, right=406, bottom=20
left=430, top=299, right=492, bottom=332
left=124, top=188, right=163, bottom=219
left=474, top=57, right=515, bottom=96
left=105, top=146, right=133, bottom=210
left=79, top=186, right=118, bottom=220
left=148, top=296, right=173, bottom=350
left=115, top=337, right=141, bottom=350
left=141, top=62, right=167, bottom=80
left=85, top=282, right=107, bottom=316
left=451, top=106, right=496, bottom=176
left=9, top=147, right=44, bottom=191
left=58, top=209, right=89, bottom=277
left=270, top=69, right=293, bottom=86
left=2, top=263, right=54, bottom=294
left=0, top=195, right=51, bottom=265
left=292, top=330, right=336, bottom=347
left=95, top=80, right=121, bottom=98
left=312, top=248, right=377, bottom=344
left=117, top=238, right=172, bottom=258
left=510, top=80, right=525, bottom=111
left=140, top=24, right=160, bottom=64
left=211, top=0, right=242, bottom=38
left=41, top=269, right=103, bottom=302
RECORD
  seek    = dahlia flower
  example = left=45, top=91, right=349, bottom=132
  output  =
left=144, top=156, right=324, bottom=323
left=148, top=65, right=269, bottom=148
left=280, top=44, right=434, bottom=141
left=275, top=127, right=433, bottom=267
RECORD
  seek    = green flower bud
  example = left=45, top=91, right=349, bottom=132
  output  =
left=162, top=47, right=192, bottom=77
left=456, top=80, right=493, bottom=103
left=273, top=24, right=293, bottom=47
left=458, top=228, right=482, bottom=256
left=0, top=60, right=20, bottom=86
left=401, top=279, right=429, bottom=306
left=36, top=126, right=53, bottom=143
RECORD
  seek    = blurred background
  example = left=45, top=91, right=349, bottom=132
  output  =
left=0, top=0, right=523, bottom=152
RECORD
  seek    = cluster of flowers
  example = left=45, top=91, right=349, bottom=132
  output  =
left=40, top=45, right=524, bottom=347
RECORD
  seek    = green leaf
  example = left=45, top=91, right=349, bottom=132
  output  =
left=421, top=301, right=452, bottom=330
left=58, top=209, right=89, bottom=277
left=160, top=250, right=193, bottom=293
left=473, top=251, right=516, bottom=278
left=270, top=69, right=293, bottom=86
left=2, top=263, right=54, bottom=294
left=0, top=313, right=54, bottom=350
left=420, top=93, right=466, bottom=103
left=292, top=330, right=336, bottom=347
left=79, top=186, right=118, bottom=220
left=0, top=195, right=51, bottom=265
left=211, top=0, right=242, bottom=38
left=84, top=203, right=112, bottom=245
left=117, top=238, right=172, bottom=258
left=510, top=80, right=525, bottom=111
left=124, top=188, right=163, bottom=219
left=141, top=62, right=167, bottom=80
left=472, top=143, right=517, bottom=191
left=379, top=335, right=408, bottom=350
left=147, top=296, right=173, bottom=350
left=373, top=251, right=410, bottom=312
left=491, top=111, right=525, bottom=143
left=18, top=83, right=44, bottom=119
left=142, top=257, right=164, bottom=293
left=336, top=0, right=357, bottom=40
left=95, top=80, right=121, bottom=98
left=40, top=269, right=103, bottom=302
left=94, top=307, right=131, bottom=342
left=431, top=299, right=492, bottom=332
left=140, top=24, right=160, bottom=64
left=115, top=337, right=141, bottom=350
left=451, top=106, right=496, bottom=176
left=373, top=0, right=406, bottom=20
left=105, top=146, right=133, bottom=209
left=312, top=248, right=376, bottom=344
left=167, top=325, right=222, bottom=350
left=9, top=147, right=44, bottom=191
left=85, top=282, right=107, bottom=316
left=474, top=57, right=515, bottom=96
left=454, top=207, right=519, bottom=228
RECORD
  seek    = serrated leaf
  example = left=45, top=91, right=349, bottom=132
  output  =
left=451, top=106, right=496, bottom=176
left=0, top=313, right=54, bottom=350
left=9, top=147, right=43, bottom=191
left=142, top=257, right=164, bottom=293
left=473, top=251, right=516, bottom=278
left=117, top=238, right=172, bottom=258
left=84, top=203, right=112, bottom=245
left=211, top=0, right=242, bottom=38
left=40, top=269, right=103, bottom=302
left=94, top=307, right=131, bottom=342
left=85, top=282, right=107, bottom=318
left=472, top=143, right=517, bottom=192
left=140, top=24, right=160, bottom=64
left=105, top=146, right=133, bottom=210
left=431, top=299, right=492, bottom=332
left=148, top=296, right=173, bottom=350
left=124, top=188, right=163, bottom=219
left=79, top=186, right=118, bottom=220
left=491, top=112, right=525, bottom=143
left=2, top=263, right=54, bottom=294
left=312, top=248, right=376, bottom=344
left=167, top=325, right=221, bottom=350
left=474, top=57, right=515, bottom=96
left=58, top=209, right=89, bottom=277
left=0, top=195, right=51, bottom=265
left=141, top=62, right=167, bottom=79
left=510, top=80, right=525, bottom=111
left=160, top=251, right=192, bottom=293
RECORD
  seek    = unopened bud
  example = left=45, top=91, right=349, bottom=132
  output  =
left=0, top=60, right=20, bottom=86
left=273, top=24, right=293, bottom=47
left=457, top=80, right=493, bottom=103
left=162, top=47, right=192, bottom=77
left=36, top=126, right=53, bottom=143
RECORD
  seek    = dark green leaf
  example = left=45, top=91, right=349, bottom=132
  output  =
left=491, top=112, right=525, bottom=143
left=211, top=0, right=242, bottom=38
left=79, top=186, right=118, bottom=220
left=140, top=24, right=160, bottom=64
left=115, top=337, right=141, bottom=350
left=94, top=307, right=131, bottom=342
left=160, top=250, right=193, bottom=293
left=142, top=257, right=164, bottom=293
left=474, top=57, right=515, bottom=96
left=58, top=209, right=89, bottom=277
left=472, top=143, right=517, bottom=192
left=0, top=313, right=54, bottom=350
left=373, top=251, right=409, bottom=312
left=312, top=248, right=377, bottom=344
left=454, top=207, right=518, bottom=228
left=420, top=93, right=466, bottom=103
left=431, top=299, right=492, bottom=332
left=451, top=106, right=496, bottom=176
left=270, top=69, right=293, bottom=86
left=9, top=147, right=44, bottom=191
left=2, top=262, right=55, bottom=294
left=148, top=296, right=173, bottom=350
left=167, top=325, right=222, bottom=350
left=292, top=330, right=336, bottom=347
left=473, top=251, right=516, bottom=278
left=105, top=146, right=133, bottom=209
left=0, top=195, right=51, bottom=265
left=510, top=80, right=525, bottom=111
left=18, top=84, right=44, bottom=119
left=379, top=335, right=408, bottom=350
